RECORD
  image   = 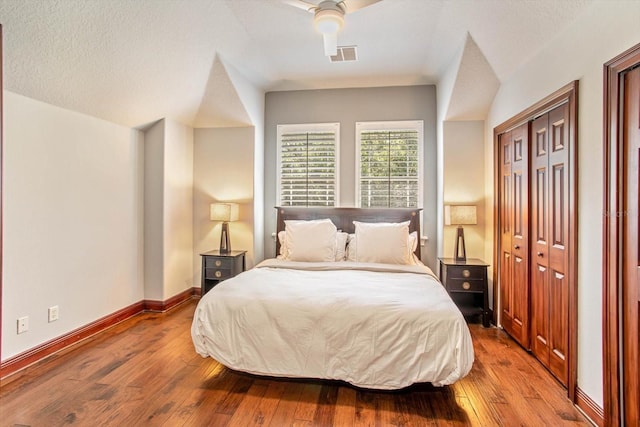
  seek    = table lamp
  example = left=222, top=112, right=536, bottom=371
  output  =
left=444, top=205, right=477, bottom=262
left=210, top=203, right=239, bottom=253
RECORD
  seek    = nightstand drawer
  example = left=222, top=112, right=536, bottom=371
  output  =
left=446, top=265, right=485, bottom=280
left=204, top=257, right=233, bottom=269
left=447, top=278, right=484, bottom=292
left=204, top=268, right=232, bottom=280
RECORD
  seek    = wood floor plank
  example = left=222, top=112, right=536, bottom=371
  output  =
left=268, top=381, right=306, bottom=426
left=0, top=301, right=593, bottom=427
left=293, top=382, right=323, bottom=422
left=247, top=380, right=288, bottom=426
left=333, top=386, right=356, bottom=426
left=453, top=396, right=482, bottom=427
left=312, top=384, right=338, bottom=426
left=227, top=382, right=269, bottom=425
left=354, top=389, right=377, bottom=427
left=376, top=395, right=398, bottom=427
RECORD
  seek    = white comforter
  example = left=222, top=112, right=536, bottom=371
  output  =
left=191, top=259, right=474, bottom=389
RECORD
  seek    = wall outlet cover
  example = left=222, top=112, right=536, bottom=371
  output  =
left=48, top=306, right=59, bottom=322
left=17, top=316, right=29, bottom=334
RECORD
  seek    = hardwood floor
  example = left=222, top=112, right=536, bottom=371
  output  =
left=0, top=299, right=591, bottom=426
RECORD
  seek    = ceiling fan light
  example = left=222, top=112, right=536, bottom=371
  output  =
left=314, top=9, right=344, bottom=34
left=322, top=33, right=338, bottom=56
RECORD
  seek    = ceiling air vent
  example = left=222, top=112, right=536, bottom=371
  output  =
left=330, top=46, right=358, bottom=63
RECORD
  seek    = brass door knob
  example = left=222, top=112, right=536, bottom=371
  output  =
left=462, top=269, right=471, bottom=278
left=462, top=282, right=471, bottom=290
left=215, top=260, right=222, bottom=267
left=214, top=271, right=222, bottom=278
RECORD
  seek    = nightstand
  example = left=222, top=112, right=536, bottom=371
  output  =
left=200, top=250, right=247, bottom=296
left=438, top=258, right=490, bottom=327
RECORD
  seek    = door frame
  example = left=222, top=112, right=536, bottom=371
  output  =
left=602, top=42, right=640, bottom=427
left=492, top=80, right=579, bottom=400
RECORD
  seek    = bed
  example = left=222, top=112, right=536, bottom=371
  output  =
left=191, top=207, right=474, bottom=390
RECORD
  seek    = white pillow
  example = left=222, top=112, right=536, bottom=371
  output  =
left=279, top=229, right=348, bottom=262
left=347, top=231, right=418, bottom=263
left=353, top=221, right=411, bottom=265
left=346, top=233, right=357, bottom=262
left=284, top=219, right=337, bottom=262
left=335, top=232, right=348, bottom=261
left=277, top=230, right=287, bottom=258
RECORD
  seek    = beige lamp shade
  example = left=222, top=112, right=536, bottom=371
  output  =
left=210, top=203, right=240, bottom=222
left=444, top=205, right=477, bottom=226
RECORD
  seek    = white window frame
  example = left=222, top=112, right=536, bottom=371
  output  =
left=277, top=122, right=340, bottom=207
left=355, top=120, right=424, bottom=208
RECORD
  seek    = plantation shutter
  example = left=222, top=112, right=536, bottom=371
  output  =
left=359, top=129, right=419, bottom=208
left=279, top=129, right=337, bottom=207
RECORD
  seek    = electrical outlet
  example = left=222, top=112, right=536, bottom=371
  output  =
left=48, top=306, right=59, bottom=322
left=17, top=316, right=29, bottom=334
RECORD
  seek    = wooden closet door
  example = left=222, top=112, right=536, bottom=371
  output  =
left=622, top=65, right=640, bottom=427
left=500, top=124, right=530, bottom=348
left=530, top=103, right=570, bottom=386
left=531, top=114, right=550, bottom=364
left=499, top=131, right=514, bottom=334
left=547, top=104, right=570, bottom=385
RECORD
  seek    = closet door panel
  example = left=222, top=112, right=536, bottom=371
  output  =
left=500, top=251, right=513, bottom=331
left=548, top=104, right=570, bottom=386
left=531, top=114, right=550, bottom=361
left=532, top=264, right=550, bottom=359
left=512, top=125, right=529, bottom=346
left=500, top=131, right=514, bottom=331
left=503, top=124, right=530, bottom=347
left=549, top=269, right=568, bottom=385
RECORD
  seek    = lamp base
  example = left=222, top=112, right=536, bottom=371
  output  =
left=454, top=226, right=467, bottom=262
left=220, top=222, right=231, bottom=253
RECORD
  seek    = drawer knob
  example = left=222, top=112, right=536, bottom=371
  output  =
left=214, top=271, right=222, bottom=278
left=215, top=260, right=222, bottom=267
left=462, top=281, right=471, bottom=290
left=462, top=269, right=471, bottom=278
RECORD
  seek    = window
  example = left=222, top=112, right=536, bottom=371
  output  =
left=277, top=123, right=339, bottom=207
left=356, top=121, right=423, bottom=208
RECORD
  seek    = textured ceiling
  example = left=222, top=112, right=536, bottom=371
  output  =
left=0, top=0, right=592, bottom=128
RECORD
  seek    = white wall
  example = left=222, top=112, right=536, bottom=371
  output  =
left=143, top=120, right=165, bottom=301
left=163, top=120, right=194, bottom=299
left=2, top=91, right=144, bottom=359
left=193, top=127, right=255, bottom=286
left=143, top=119, right=194, bottom=301
left=484, top=0, right=640, bottom=407
left=264, top=85, right=438, bottom=269
left=443, top=121, right=485, bottom=261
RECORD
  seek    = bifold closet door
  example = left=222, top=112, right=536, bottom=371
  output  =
left=530, top=103, right=570, bottom=386
left=499, top=123, right=530, bottom=348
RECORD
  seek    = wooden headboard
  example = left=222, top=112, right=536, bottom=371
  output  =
left=275, top=207, right=422, bottom=259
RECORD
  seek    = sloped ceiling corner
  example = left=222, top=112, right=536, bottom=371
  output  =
left=445, top=34, right=500, bottom=121
left=193, top=55, right=253, bottom=128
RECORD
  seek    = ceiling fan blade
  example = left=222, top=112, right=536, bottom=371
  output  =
left=322, top=32, right=338, bottom=56
left=342, top=0, right=382, bottom=13
left=282, top=0, right=317, bottom=12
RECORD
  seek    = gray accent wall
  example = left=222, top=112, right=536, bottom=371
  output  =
left=264, top=85, right=438, bottom=270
